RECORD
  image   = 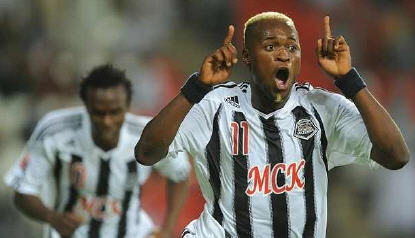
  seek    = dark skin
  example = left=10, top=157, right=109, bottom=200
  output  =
left=242, top=20, right=301, bottom=113
left=15, top=85, right=188, bottom=238
left=135, top=16, right=409, bottom=170
left=86, top=85, right=128, bottom=151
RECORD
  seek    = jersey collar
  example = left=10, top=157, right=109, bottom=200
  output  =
left=247, top=83, right=299, bottom=120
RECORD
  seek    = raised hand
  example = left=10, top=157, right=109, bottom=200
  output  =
left=199, top=25, right=238, bottom=85
left=316, top=16, right=351, bottom=78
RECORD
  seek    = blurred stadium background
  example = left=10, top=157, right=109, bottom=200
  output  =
left=0, top=0, right=414, bottom=237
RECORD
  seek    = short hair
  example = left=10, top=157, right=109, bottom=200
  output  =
left=79, top=64, right=132, bottom=104
left=243, top=12, right=296, bottom=47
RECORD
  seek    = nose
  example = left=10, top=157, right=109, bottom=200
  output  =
left=274, top=48, right=290, bottom=62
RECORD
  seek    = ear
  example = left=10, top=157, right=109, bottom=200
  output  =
left=242, top=48, right=251, bottom=65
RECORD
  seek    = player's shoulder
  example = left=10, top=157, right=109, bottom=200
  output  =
left=294, top=82, right=345, bottom=104
left=40, top=106, right=85, bottom=122
left=294, top=82, right=353, bottom=118
left=33, top=107, right=85, bottom=142
left=203, top=81, right=250, bottom=103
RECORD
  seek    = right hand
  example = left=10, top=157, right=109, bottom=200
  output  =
left=47, top=211, right=83, bottom=237
left=199, top=25, right=238, bottom=85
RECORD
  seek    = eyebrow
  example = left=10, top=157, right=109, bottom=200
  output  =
left=263, top=36, right=298, bottom=41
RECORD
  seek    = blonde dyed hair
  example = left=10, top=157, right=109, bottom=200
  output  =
left=243, top=12, right=296, bottom=45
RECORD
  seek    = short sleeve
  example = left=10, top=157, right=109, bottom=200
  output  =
left=4, top=114, right=53, bottom=190
left=14, top=139, right=53, bottom=195
left=167, top=96, right=220, bottom=159
left=154, top=152, right=191, bottom=182
left=309, top=90, right=376, bottom=170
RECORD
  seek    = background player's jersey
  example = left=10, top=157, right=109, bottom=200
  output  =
left=4, top=107, right=190, bottom=238
left=169, top=82, right=375, bottom=238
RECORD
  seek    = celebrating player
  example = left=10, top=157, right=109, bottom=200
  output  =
left=5, top=64, right=190, bottom=238
left=135, top=12, right=410, bottom=237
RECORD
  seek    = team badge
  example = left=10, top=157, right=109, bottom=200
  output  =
left=293, top=119, right=317, bottom=140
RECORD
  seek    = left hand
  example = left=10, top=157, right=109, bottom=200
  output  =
left=316, top=16, right=352, bottom=78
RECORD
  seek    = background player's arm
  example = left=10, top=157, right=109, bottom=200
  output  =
left=13, top=134, right=83, bottom=237
left=153, top=178, right=189, bottom=238
left=317, top=16, right=410, bottom=169
left=135, top=25, right=238, bottom=165
left=14, top=193, right=83, bottom=237
left=151, top=152, right=191, bottom=238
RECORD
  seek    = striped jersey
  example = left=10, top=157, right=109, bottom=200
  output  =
left=4, top=107, right=190, bottom=238
left=169, top=81, right=375, bottom=238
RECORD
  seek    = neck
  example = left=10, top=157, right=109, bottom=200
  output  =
left=92, top=133, right=119, bottom=152
left=251, top=85, right=290, bottom=114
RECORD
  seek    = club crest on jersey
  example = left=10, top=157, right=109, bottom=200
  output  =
left=224, top=96, right=240, bottom=108
left=293, top=118, right=317, bottom=140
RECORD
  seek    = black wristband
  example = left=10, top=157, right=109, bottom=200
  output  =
left=334, top=68, right=367, bottom=99
left=180, top=72, right=212, bottom=104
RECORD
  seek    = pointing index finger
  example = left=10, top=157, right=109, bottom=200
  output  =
left=223, top=25, right=235, bottom=45
left=324, top=16, right=331, bottom=38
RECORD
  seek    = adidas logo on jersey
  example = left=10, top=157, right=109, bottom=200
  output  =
left=224, top=96, right=240, bottom=108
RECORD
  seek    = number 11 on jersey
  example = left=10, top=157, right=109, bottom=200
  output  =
left=231, top=121, right=249, bottom=156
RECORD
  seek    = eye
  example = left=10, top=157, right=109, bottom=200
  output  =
left=265, top=45, right=275, bottom=51
left=288, top=45, right=298, bottom=52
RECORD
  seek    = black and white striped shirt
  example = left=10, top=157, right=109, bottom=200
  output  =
left=170, top=82, right=375, bottom=238
left=5, top=107, right=190, bottom=238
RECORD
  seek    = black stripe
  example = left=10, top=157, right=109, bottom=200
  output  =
left=295, top=82, right=311, bottom=91
left=88, top=159, right=111, bottom=238
left=292, top=106, right=317, bottom=238
left=117, top=161, right=137, bottom=238
left=53, top=152, right=62, bottom=210
left=233, top=111, right=252, bottom=237
left=260, top=116, right=289, bottom=238
left=213, top=82, right=237, bottom=89
left=181, top=228, right=194, bottom=237
left=312, top=107, right=328, bottom=172
left=205, top=104, right=224, bottom=224
left=64, top=154, right=82, bottom=212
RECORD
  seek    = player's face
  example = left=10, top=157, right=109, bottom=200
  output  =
left=244, top=19, right=301, bottom=112
left=85, top=85, right=129, bottom=151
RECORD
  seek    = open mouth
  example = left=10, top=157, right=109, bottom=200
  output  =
left=274, top=67, right=290, bottom=91
left=275, top=67, right=289, bottom=83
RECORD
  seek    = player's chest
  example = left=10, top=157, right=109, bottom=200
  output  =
left=212, top=107, right=322, bottom=195
left=53, top=149, right=149, bottom=196
left=217, top=107, right=320, bottom=163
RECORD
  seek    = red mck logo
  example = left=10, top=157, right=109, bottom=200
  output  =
left=245, top=159, right=305, bottom=196
left=78, top=196, right=122, bottom=221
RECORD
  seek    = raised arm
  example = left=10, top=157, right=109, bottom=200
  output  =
left=135, top=25, right=238, bottom=165
left=316, top=16, right=410, bottom=170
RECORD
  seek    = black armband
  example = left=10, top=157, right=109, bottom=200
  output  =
left=180, top=72, right=212, bottom=103
left=334, top=68, right=367, bottom=99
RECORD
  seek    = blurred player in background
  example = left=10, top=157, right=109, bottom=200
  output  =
left=4, top=64, right=190, bottom=238
left=135, top=12, right=410, bottom=237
